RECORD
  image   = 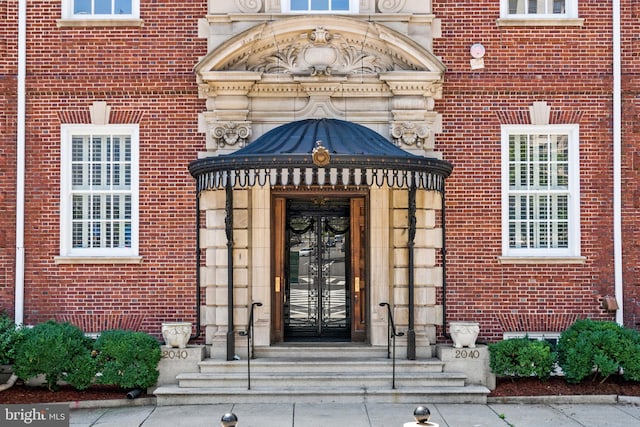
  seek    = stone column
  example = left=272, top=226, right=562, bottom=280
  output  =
left=200, top=188, right=250, bottom=360
left=369, top=186, right=391, bottom=347
left=391, top=188, right=410, bottom=355
left=414, top=189, right=443, bottom=357
left=200, top=189, right=228, bottom=358
left=251, top=186, right=271, bottom=347
left=391, top=188, right=443, bottom=358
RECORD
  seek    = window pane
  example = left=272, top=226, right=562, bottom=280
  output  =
left=509, top=0, right=524, bottom=14
left=311, top=0, right=329, bottom=10
left=74, top=0, right=91, bottom=14
left=552, top=0, right=565, bottom=14
left=332, top=0, right=349, bottom=10
left=95, top=0, right=112, bottom=14
left=291, top=0, right=308, bottom=10
left=114, top=0, right=132, bottom=14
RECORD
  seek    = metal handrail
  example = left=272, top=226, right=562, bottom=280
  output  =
left=379, top=302, right=404, bottom=389
left=239, top=301, right=262, bottom=390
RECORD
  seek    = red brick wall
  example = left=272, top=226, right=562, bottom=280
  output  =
left=17, top=1, right=208, bottom=338
left=4, top=1, right=636, bottom=343
left=433, top=2, right=618, bottom=341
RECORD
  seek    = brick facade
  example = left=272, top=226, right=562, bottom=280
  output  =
left=0, top=1, right=636, bottom=345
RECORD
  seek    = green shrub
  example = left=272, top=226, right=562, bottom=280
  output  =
left=489, top=337, right=557, bottom=380
left=557, top=319, right=640, bottom=383
left=0, top=312, right=25, bottom=366
left=94, top=329, right=161, bottom=389
left=14, top=320, right=96, bottom=390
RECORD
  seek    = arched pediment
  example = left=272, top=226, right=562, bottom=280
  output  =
left=195, top=15, right=445, bottom=78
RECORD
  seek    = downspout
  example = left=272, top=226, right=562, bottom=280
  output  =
left=225, top=183, right=235, bottom=360
left=15, top=0, right=27, bottom=325
left=612, top=0, right=623, bottom=325
left=407, top=184, right=416, bottom=360
left=441, top=189, right=450, bottom=340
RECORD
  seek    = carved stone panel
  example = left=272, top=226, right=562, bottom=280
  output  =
left=235, top=0, right=263, bottom=13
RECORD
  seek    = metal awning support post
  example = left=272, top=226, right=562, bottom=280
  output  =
left=407, top=183, right=417, bottom=360
left=225, top=183, right=235, bottom=361
left=441, top=188, right=450, bottom=340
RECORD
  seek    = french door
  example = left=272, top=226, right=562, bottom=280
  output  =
left=272, top=195, right=366, bottom=342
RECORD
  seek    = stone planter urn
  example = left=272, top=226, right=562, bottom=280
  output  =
left=449, top=321, right=480, bottom=348
left=161, top=322, right=192, bottom=349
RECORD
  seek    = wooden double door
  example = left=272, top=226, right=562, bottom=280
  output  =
left=272, top=194, right=367, bottom=343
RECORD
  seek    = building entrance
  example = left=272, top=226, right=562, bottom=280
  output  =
left=272, top=195, right=367, bottom=343
left=284, top=199, right=350, bottom=340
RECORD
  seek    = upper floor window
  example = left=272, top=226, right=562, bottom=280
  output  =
left=60, top=125, right=139, bottom=258
left=62, top=0, right=139, bottom=19
left=501, top=125, right=580, bottom=258
left=501, top=0, right=578, bottom=18
left=283, top=0, right=358, bottom=13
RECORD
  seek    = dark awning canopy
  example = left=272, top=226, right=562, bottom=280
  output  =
left=189, top=119, right=453, bottom=193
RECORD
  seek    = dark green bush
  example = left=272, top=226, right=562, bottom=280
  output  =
left=0, top=312, right=25, bottom=366
left=94, top=329, right=161, bottom=389
left=489, top=337, right=557, bottom=380
left=557, top=319, right=640, bottom=383
left=14, top=320, right=96, bottom=390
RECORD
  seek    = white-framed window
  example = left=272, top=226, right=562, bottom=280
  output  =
left=282, top=0, right=359, bottom=13
left=503, top=331, right=560, bottom=346
left=501, top=125, right=580, bottom=258
left=501, top=0, right=578, bottom=18
left=503, top=332, right=563, bottom=375
left=60, top=124, right=139, bottom=258
left=61, top=0, right=140, bottom=19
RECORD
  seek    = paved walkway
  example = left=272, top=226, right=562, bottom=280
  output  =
left=69, top=401, right=640, bottom=427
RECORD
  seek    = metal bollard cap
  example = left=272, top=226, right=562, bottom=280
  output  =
left=221, top=412, right=238, bottom=427
left=413, top=406, right=431, bottom=423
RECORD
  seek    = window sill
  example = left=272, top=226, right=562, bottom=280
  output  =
left=56, top=19, right=144, bottom=28
left=496, top=18, right=584, bottom=27
left=54, top=256, right=143, bottom=265
left=497, top=256, right=586, bottom=264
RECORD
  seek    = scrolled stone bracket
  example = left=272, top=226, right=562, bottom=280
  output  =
left=390, top=121, right=433, bottom=150
left=209, top=121, right=252, bottom=150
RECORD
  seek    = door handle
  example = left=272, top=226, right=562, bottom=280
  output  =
left=355, top=277, right=360, bottom=292
left=275, top=276, right=280, bottom=293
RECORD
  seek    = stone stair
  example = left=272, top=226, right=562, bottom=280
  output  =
left=153, top=344, right=491, bottom=405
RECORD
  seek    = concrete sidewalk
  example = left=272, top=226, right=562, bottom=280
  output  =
left=70, top=401, right=640, bottom=427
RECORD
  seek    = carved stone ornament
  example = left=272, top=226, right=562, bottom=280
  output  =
left=235, top=0, right=263, bottom=13
left=377, top=0, right=405, bottom=13
left=245, top=26, right=401, bottom=76
left=390, top=122, right=432, bottom=149
left=211, top=122, right=252, bottom=149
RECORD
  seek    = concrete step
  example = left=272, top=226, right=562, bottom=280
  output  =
left=175, top=371, right=466, bottom=389
left=253, top=344, right=390, bottom=359
left=153, top=384, right=490, bottom=405
left=153, top=344, right=491, bottom=406
left=197, top=358, right=445, bottom=374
